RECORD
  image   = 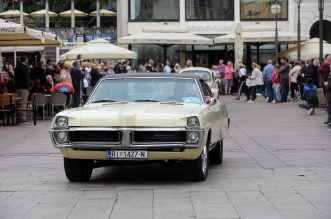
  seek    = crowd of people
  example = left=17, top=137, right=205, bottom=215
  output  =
left=1, top=54, right=330, bottom=125
left=212, top=55, right=331, bottom=125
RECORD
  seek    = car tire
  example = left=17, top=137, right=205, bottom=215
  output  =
left=210, top=140, right=223, bottom=165
left=63, top=157, right=94, bottom=182
left=184, top=143, right=209, bottom=181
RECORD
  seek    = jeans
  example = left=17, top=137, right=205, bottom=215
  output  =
left=251, top=85, right=266, bottom=101
left=281, top=78, right=289, bottom=102
left=290, top=82, right=298, bottom=99
left=72, top=90, right=81, bottom=108
left=273, top=84, right=281, bottom=102
left=327, top=101, right=331, bottom=122
left=265, top=80, right=274, bottom=101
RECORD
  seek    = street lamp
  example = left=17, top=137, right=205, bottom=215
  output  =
left=318, top=0, right=324, bottom=64
left=294, top=0, right=303, bottom=61
left=271, top=1, right=281, bottom=64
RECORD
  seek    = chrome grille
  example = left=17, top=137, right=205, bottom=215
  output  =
left=133, top=131, right=186, bottom=144
left=69, top=131, right=120, bottom=143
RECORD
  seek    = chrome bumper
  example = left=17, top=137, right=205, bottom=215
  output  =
left=50, top=127, right=205, bottom=150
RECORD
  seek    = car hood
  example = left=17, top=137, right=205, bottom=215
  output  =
left=59, top=102, right=205, bottom=127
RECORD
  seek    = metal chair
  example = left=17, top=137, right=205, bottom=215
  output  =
left=0, top=95, right=14, bottom=126
left=33, top=93, right=49, bottom=120
left=50, top=93, right=67, bottom=116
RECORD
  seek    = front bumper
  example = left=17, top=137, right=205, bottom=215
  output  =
left=50, top=127, right=206, bottom=160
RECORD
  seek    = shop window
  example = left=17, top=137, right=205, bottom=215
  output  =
left=240, top=0, right=288, bottom=21
left=186, top=0, right=234, bottom=21
left=129, top=0, right=179, bottom=21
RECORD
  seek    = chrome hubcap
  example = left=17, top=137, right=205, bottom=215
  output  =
left=201, top=145, right=208, bottom=174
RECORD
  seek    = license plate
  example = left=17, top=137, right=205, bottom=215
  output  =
left=107, top=150, right=148, bottom=159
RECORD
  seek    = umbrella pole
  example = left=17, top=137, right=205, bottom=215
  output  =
left=163, top=45, right=167, bottom=64
left=14, top=47, right=17, bottom=68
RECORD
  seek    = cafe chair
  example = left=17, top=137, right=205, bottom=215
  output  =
left=33, top=93, right=49, bottom=120
left=50, top=93, right=67, bottom=116
left=0, top=95, right=14, bottom=126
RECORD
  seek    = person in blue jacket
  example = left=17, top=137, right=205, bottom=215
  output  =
left=299, top=78, right=319, bottom=115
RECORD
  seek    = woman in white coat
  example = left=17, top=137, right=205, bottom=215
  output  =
left=248, top=63, right=266, bottom=103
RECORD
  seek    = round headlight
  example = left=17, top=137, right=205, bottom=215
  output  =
left=187, top=117, right=199, bottom=129
left=55, top=116, right=68, bottom=128
left=55, top=131, right=69, bottom=144
left=187, top=132, right=199, bottom=144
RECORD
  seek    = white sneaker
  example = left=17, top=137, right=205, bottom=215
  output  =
left=248, top=100, right=255, bottom=103
left=308, top=108, right=314, bottom=115
left=256, top=93, right=262, bottom=96
left=266, top=97, right=269, bottom=103
left=272, top=100, right=276, bottom=103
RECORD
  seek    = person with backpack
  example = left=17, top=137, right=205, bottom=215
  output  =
left=299, top=78, right=319, bottom=115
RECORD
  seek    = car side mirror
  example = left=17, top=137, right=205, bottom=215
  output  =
left=211, top=88, right=218, bottom=98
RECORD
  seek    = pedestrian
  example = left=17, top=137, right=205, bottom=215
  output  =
left=146, top=59, right=156, bottom=72
left=30, top=61, right=46, bottom=87
left=185, top=59, right=193, bottom=68
left=319, top=55, right=331, bottom=94
left=217, top=59, right=226, bottom=95
left=164, top=60, right=171, bottom=73
left=304, top=58, right=319, bottom=87
left=174, top=63, right=181, bottom=73
left=70, top=61, right=82, bottom=108
left=289, top=61, right=302, bottom=101
left=299, top=78, right=319, bottom=115
left=60, top=63, right=72, bottom=83
left=224, top=61, right=234, bottom=95
left=235, top=63, right=249, bottom=101
left=45, top=75, right=54, bottom=94
left=90, top=64, right=102, bottom=88
left=279, top=57, right=290, bottom=102
left=324, top=74, right=331, bottom=125
left=272, top=65, right=281, bottom=103
left=248, top=63, right=265, bottom=103
left=14, top=55, right=30, bottom=122
left=262, top=59, right=274, bottom=102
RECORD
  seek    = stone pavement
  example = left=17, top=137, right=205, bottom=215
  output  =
left=0, top=96, right=330, bottom=219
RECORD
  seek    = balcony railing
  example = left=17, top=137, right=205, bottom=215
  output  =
left=36, top=27, right=117, bottom=43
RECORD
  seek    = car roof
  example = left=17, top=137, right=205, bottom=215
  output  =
left=179, top=67, right=213, bottom=74
left=103, top=73, right=204, bottom=80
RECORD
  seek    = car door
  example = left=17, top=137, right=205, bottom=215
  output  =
left=199, top=80, right=222, bottom=145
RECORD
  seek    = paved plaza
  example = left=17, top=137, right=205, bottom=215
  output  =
left=0, top=96, right=330, bottom=219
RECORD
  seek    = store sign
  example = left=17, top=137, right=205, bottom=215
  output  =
left=187, top=23, right=234, bottom=34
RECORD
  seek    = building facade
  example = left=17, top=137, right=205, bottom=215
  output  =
left=117, top=0, right=331, bottom=67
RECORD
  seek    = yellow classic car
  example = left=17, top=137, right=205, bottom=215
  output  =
left=50, top=73, right=229, bottom=182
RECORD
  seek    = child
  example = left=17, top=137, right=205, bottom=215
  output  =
left=272, top=66, right=281, bottom=103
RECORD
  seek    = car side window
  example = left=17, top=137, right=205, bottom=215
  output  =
left=200, top=80, right=212, bottom=97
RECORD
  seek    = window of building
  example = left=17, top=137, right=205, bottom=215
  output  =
left=185, top=0, right=234, bottom=21
left=240, top=0, right=288, bottom=20
left=129, top=0, right=179, bottom=21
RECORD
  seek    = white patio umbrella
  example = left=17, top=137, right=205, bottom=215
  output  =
left=279, top=38, right=331, bottom=60
left=89, top=9, right=117, bottom=17
left=30, top=9, right=58, bottom=17
left=60, top=38, right=137, bottom=60
left=0, top=10, right=28, bottom=18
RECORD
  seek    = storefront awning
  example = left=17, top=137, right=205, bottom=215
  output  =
left=118, top=27, right=213, bottom=45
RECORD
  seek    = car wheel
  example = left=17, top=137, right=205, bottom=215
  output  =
left=184, top=143, right=209, bottom=181
left=63, top=157, right=94, bottom=182
left=210, top=140, right=223, bottom=165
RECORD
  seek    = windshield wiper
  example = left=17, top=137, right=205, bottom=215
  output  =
left=134, top=99, right=161, bottom=102
left=91, top=99, right=119, bottom=103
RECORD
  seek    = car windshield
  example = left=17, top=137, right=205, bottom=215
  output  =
left=88, top=78, right=203, bottom=104
left=181, top=71, right=212, bottom=82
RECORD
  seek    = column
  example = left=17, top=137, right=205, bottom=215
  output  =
left=20, top=0, right=24, bottom=25
left=45, top=0, right=50, bottom=31
left=71, top=0, right=75, bottom=28
left=56, top=46, right=60, bottom=64
left=96, top=0, right=100, bottom=28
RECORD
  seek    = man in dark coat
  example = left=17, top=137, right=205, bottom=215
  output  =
left=279, top=57, right=290, bottom=102
left=70, top=61, right=82, bottom=108
left=15, top=55, right=29, bottom=121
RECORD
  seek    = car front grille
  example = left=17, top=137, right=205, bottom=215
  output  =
left=69, top=131, right=120, bottom=143
left=133, top=131, right=186, bottom=144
